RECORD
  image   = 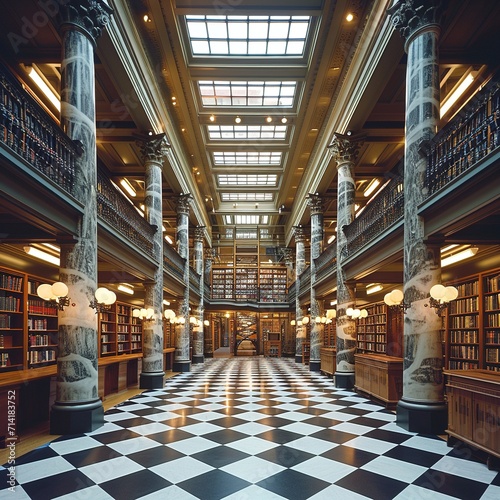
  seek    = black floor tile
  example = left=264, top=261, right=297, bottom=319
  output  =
left=335, top=468, right=408, bottom=500
left=191, top=446, right=251, bottom=468
left=63, top=445, right=122, bottom=468
left=127, top=445, right=185, bottom=467
left=99, top=469, right=172, bottom=500
left=22, top=470, right=95, bottom=500
left=257, top=445, right=316, bottom=468
left=256, top=468, right=330, bottom=499
left=321, top=444, right=378, bottom=467
left=177, top=468, right=251, bottom=499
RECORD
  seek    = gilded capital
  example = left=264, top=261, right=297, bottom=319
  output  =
left=177, top=193, right=193, bottom=214
left=328, top=133, right=362, bottom=165
left=138, top=134, right=170, bottom=164
left=388, top=0, right=446, bottom=47
left=58, top=0, right=113, bottom=45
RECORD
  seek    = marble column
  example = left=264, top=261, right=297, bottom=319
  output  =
left=389, top=0, right=447, bottom=434
left=204, top=248, right=215, bottom=358
left=139, top=135, right=168, bottom=389
left=293, top=226, right=306, bottom=363
left=192, top=226, right=205, bottom=364
left=329, top=134, right=361, bottom=389
left=306, top=194, right=324, bottom=372
left=174, top=193, right=193, bottom=372
left=50, top=0, right=112, bottom=435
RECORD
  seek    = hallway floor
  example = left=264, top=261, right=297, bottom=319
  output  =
left=1, top=357, right=499, bottom=499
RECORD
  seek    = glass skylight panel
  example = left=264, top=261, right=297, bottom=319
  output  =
left=199, top=81, right=296, bottom=107
left=217, top=174, right=277, bottom=186
left=221, top=193, right=273, bottom=201
left=236, top=230, right=258, bottom=239
left=213, top=151, right=282, bottom=165
left=186, top=15, right=310, bottom=56
left=235, top=215, right=260, bottom=224
left=208, top=125, right=286, bottom=140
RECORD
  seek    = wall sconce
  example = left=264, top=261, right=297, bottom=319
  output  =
left=37, top=282, right=70, bottom=310
left=301, top=316, right=310, bottom=324
left=203, top=319, right=210, bottom=326
left=384, top=289, right=410, bottom=312
left=133, top=307, right=155, bottom=321
left=426, top=284, right=459, bottom=313
left=89, top=287, right=116, bottom=313
left=346, top=307, right=368, bottom=319
left=290, top=319, right=296, bottom=326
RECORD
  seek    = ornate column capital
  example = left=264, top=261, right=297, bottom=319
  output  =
left=177, top=193, right=193, bottom=214
left=388, top=0, right=446, bottom=48
left=306, top=193, right=323, bottom=215
left=58, top=0, right=113, bottom=45
left=138, top=134, right=170, bottom=164
left=194, top=226, right=205, bottom=242
left=293, top=225, right=305, bottom=243
left=328, top=133, right=362, bottom=166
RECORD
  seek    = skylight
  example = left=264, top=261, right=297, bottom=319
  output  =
left=213, top=151, right=282, bottom=165
left=186, top=15, right=311, bottom=56
left=199, top=81, right=296, bottom=107
left=208, top=125, right=287, bottom=140
left=217, top=174, right=277, bottom=186
left=221, top=193, right=274, bottom=201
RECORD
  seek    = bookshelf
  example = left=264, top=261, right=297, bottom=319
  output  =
left=445, top=275, right=481, bottom=370
left=483, top=269, right=500, bottom=372
left=27, top=277, right=58, bottom=367
left=212, top=268, right=234, bottom=299
left=98, top=302, right=143, bottom=356
left=0, top=268, right=24, bottom=371
left=235, top=267, right=258, bottom=301
left=323, top=319, right=336, bottom=347
left=321, top=319, right=336, bottom=376
left=259, top=268, right=287, bottom=302
left=357, top=303, right=389, bottom=354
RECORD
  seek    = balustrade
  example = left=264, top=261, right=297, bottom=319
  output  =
left=0, top=66, right=77, bottom=195
left=426, top=77, right=499, bottom=194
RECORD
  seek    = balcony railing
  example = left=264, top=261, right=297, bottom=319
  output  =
left=343, top=166, right=405, bottom=257
left=97, top=171, right=155, bottom=258
left=426, top=76, right=500, bottom=194
left=163, top=243, right=185, bottom=281
left=0, top=66, right=77, bottom=195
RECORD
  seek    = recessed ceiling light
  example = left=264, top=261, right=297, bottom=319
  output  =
left=266, top=116, right=272, bottom=123
left=235, top=116, right=241, bottom=124
left=209, top=114, right=215, bottom=122
left=281, top=117, right=287, bottom=123
left=346, top=13, right=354, bottom=22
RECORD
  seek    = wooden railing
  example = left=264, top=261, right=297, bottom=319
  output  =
left=343, top=165, right=404, bottom=257
left=96, top=170, right=155, bottom=258
left=425, top=76, right=500, bottom=194
left=0, top=66, right=77, bottom=195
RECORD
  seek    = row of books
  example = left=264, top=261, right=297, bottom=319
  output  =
left=0, top=296, right=21, bottom=312
left=0, top=313, right=11, bottom=328
left=29, top=349, right=56, bottom=364
left=0, top=273, right=23, bottom=292
left=27, top=300, right=57, bottom=315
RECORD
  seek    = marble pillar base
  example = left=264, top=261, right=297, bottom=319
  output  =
left=295, top=355, right=302, bottom=363
left=50, top=399, right=104, bottom=435
left=309, top=360, right=321, bottom=372
left=334, top=371, right=355, bottom=389
left=173, top=360, right=191, bottom=372
left=192, top=354, right=204, bottom=364
left=396, top=399, right=447, bottom=434
left=140, top=372, right=165, bottom=390
left=204, top=352, right=214, bottom=358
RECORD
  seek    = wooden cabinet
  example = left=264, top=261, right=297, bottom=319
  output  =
left=320, top=347, right=336, bottom=376
left=444, top=370, right=500, bottom=469
left=354, top=354, right=403, bottom=407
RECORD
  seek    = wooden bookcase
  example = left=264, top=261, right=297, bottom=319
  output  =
left=259, top=268, right=287, bottom=302
left=321, top=319, right=336, bottom=376
left=212, top=268, right=234, bottom=299
left=0, top=268, right=25, bottom=371
left=356, top=302, right=402, bottom=356
left=27, top=277, right=58, bottom=367
left=443, top=269, right=500, bottom=372
left=98, top=302, right=143, bottom=357
left=235, top=267, right=258, bottom=301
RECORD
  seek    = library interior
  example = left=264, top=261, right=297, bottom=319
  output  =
left=0, top=0, right=499, bottom=499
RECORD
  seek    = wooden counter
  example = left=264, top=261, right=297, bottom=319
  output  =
left=354, top=353, right=403, bottom=407
left=320, top=348, right=336, bottom=377
left=444, top=370, right=500, bottom=469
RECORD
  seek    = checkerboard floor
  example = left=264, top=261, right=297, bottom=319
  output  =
left=2, top=357, right=500, bottom=499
